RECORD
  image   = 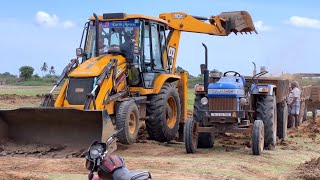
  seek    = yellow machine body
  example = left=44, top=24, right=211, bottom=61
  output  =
left=0, top=11, right=256, bottom=148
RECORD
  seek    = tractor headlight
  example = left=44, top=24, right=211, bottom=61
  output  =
left=201, top=97, right=208, bottom=105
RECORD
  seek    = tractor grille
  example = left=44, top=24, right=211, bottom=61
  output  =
left=209, top=98, right=237, bottom=111
left=66, top=78, right=94, bottom=105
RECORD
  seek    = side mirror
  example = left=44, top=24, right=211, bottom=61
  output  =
left=200, top=64, right=206, bottom=74
left=76, top=48, right=84, bottom=57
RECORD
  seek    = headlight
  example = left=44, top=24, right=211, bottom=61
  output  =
left=201, top=97, right=208, bottom=105
left=90, top=145, right=103, bottom=159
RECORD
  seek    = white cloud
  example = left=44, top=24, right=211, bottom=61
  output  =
left=35, top=11, right=75, bottom=29
left=62, top=21, right=76, bottom=29
left=287, top=16, right=320, bottom=29
left=35, top=11, right=59, bottom=27
left=254, top=20, right=271, bottom=31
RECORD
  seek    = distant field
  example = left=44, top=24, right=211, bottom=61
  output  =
left=188, top=88, right=195, bottom=111
left=11, top=80, right=53, bottom=86
left=0, top=85, right=59, bottom=95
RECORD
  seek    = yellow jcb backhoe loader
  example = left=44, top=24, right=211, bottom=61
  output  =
left=0, top=11, right=256, bottom=149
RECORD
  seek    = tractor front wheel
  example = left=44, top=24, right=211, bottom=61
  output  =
left=184, top=118, right=198, bottom=154
left=252, top=120, right=264, bottom=155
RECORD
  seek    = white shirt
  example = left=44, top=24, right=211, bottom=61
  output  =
left=287, top=92, right=294, bottom=105
left=291, top=87, right=301, bottom=106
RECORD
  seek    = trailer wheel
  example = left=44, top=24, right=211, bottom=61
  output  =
left=116, top=101, right=140, bottom=145
left=146, top=83, right=181, bottom=142
left=252, top=120, right=264, bottom=155
left=184, top=118, right=198, bottom=154
left=256, top=94, right=277, bottom=150
left=277, top=102, right=288, bottom=139
left=194, top=94, right=214, bottom=148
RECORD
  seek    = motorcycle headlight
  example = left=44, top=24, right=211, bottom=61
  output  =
left=201, top=97, right=208, bottom=105
left=90, top=145, right=103, bottom=159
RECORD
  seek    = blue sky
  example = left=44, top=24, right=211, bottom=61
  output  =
left=1, top=0, right=320, bottom=76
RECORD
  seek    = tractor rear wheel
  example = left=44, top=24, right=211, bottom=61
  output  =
left=277, top=102, right=288, bottom=139
left=194, top=94, right=214, bottom=148
left=116, top=101, right=140, bottom=145
left=146, top=83, right=181, bottom=142
left=256, top=94, right=277, bottom=150
left=184, top=118, right=198, bottom=154
left=252, top=120, right=264, bottom=155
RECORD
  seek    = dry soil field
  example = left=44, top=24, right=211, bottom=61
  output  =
left=0, top=86, right=320, bottom=180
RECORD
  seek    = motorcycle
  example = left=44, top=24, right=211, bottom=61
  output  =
left=85, top=128, right=152, bottom=180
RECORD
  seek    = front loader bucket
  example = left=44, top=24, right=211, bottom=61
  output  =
left=0, top=108, right=114, bottom=148
left=217, top=11, right=257, bottom=34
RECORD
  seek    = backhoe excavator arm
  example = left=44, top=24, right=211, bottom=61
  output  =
left=159, top=11, right=257, bottom=74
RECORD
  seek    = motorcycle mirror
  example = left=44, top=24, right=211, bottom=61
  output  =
left=76, top=48, right=84, bottom=57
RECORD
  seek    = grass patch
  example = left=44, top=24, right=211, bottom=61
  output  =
left=188, top=88, right=195, bottom=111
left=11, top=80, right=53, bottom=86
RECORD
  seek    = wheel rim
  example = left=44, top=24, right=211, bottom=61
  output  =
left=166, top=96, right=177, bottom=129
left=129, top=112, right=137, bottom=135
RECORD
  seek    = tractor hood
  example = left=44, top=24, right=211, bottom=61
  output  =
left=209, top=77, right=245, bottom=89
left=69, top=55, right=126, bottom=77
left=208, top=77, right=245, bottom=98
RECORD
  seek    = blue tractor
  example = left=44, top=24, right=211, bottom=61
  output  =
left=184, top=44, right=288, bottom=155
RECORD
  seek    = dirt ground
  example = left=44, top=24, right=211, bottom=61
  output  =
left=1, top=92, right=320, bottom=180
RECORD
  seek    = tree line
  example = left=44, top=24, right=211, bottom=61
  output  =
left=18, top=62, right=56, bottom=80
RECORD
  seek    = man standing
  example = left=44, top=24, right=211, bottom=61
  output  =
left=289, top=81, right=301, bottom=128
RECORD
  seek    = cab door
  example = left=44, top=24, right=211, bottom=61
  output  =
left=142, top=21, right=167, bottom=88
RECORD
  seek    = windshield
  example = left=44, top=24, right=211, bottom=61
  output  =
left=85, top=19, right=141, bottom=59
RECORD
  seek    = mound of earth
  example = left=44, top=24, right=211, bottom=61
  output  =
left=297, top=157, right=320, bottom=180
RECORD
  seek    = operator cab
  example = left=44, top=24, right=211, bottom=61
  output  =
left=77, top=13, right=170, bottom=88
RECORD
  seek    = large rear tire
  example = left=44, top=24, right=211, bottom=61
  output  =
left=256, top=94, right=277, bottom=150
left=146, top=83, right=181, bottom=142
left=184, top=118, right=198, bottom=154
left=193, top=94, right=214, bottom=148
left=252, top=120, right=264, bottom=155
left=116, top=101, right=140, bottom=145
left=277, top=102, right=288, bottom=139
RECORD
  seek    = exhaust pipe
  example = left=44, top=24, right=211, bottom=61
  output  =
left=93, top=13, right=99, bottom=57
left=202, top=43, right=209, bottom=93
left=252, top=62, right=256, bottom=76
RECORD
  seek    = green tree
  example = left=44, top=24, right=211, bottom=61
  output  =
left=49, top=66, right=55, bottom=75
left=19, top=66, right=34, bottom=80
left=40, top=62, right=48, bottom=77
left=33, top=73, right=40, bottom=79
left=176, top=66, right=185, bottom=72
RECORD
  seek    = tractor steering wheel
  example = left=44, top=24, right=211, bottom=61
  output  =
left=223, top=71, right=241, bottom=77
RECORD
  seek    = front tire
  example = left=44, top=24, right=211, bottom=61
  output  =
left=146, top=83, right=181, bottom=142
left=193, top=94, right=214, bottom=148
left=252, top=120, right=264, bottom=155
left=184, top=118, right=198, bottom=154
left=116, top=101, right=140, bottom=145
left=256, top=94, right=277, bottom=150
